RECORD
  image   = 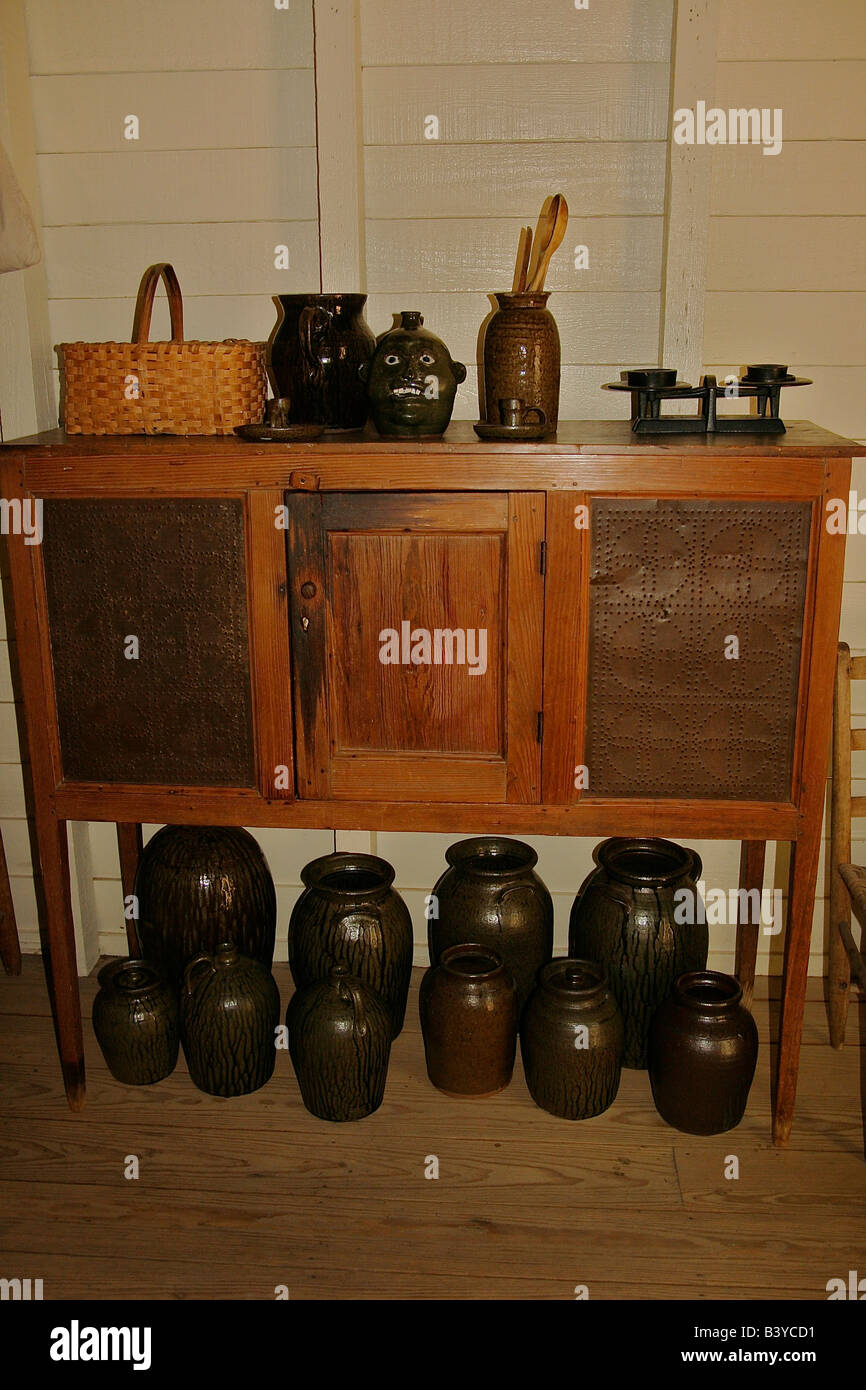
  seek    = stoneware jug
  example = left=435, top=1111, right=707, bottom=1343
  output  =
left=287, top=964, right=392, bottom=1122
left=269, top=292, right=375, bottom=430
left=521, top=959, right=623, bottom=1120
left=92, top=958, right=178, bottom=1086
left=568, top=837, right=708, bottom=1069
left=288, top=852, right=413, bottom=1037
left=135, top=825, right=276, bottom=989
left=429, top=836, right=553, bottom=1013
left=481, top=291, right=560, bottom=429
left=648, top=971, right=759, bottom=1135
left=419, top=943, right=518, bottom=1097
left=181, top=941, right=280, bottom=1097
left=360, top=310, right=466, bottom=438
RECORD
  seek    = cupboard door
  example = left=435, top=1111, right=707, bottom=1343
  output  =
left=287, top=492, right=543, bottom=802
left=41, top=498, right=256, bottom=786
left=546, top=494, right=812, bottom=802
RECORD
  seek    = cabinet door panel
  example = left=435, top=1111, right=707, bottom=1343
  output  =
left=41, top=498, right=255, bottom=786
left=583, top=497, right=811, bottom=800
left=287, top=491, right=543, bottom=803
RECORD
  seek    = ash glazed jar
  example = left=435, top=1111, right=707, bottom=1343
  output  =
left=181, top=941, right=280, bottom=1097
left=135, top=825, right=276, bottom=989
left=360, top=310, right=466, bottom=438
left=648, top=971, right=759, bottom=1135
left=521, top=959, right=623, bottom=1121
left=92, top=958, right=179, bottom=1086
left=429, top=836, right=553, bottom=1013
left=287, top=964, right=392, bottom=1122
left=288, top=853, right=413, bottom=1037
left=481, top=291, right=561, bottom=430
left=568, top=837, right=708, bottom=1069
left=269, top=292, right=375, bottom=430
left=419, top=944, right=518, bottom=1097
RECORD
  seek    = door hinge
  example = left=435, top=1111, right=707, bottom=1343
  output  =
left=537, top=710, right=544, bottom=743
left=539, top=539, right=547, bottom=576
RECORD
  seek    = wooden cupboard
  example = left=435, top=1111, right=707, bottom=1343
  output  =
left=0, top=420, right=856, bottom=1145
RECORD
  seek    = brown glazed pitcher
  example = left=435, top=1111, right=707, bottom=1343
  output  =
left=269, top=293, right=375, bottom=430
left=481, top=291, right=560, bottom=429
left=419, top=944, right=518, bottom=1097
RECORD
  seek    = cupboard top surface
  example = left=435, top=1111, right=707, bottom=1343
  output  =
left=1, top=420, right=858, bottom=459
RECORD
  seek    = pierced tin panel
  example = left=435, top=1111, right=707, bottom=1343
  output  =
left=42, top=499, right=255, bottom=786
left=585, top=498, right=811, bottom=800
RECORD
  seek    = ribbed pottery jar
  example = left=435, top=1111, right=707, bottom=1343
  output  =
left=568, top=837, right=707, bottom=1069
left=419, top=943, right=518, bottom=1097
left=288, top=964, right=392, bottom=1122
left=481, top=291, right=561, bottom=429
left=92, top=958, right=179, bottom=1085
left=649, top=971, right=759, bottom=1135
left=429, top=837, right=553, bottom=1014
left=181, top=941, right=280, bottom=1097
left=135, top=826, right=276, bottom=988
left=288, top=853, right=413, bottom=1037
left=521, top=959, right=623, bottom=1120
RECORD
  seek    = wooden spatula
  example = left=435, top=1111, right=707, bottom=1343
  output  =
left=512, top=225, right=533, bottom=293
left=527, top=194, right=569, bottom=293
left=524, top=196, right=554, bottom=293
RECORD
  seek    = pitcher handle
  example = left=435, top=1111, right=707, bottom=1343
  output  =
left=299, top=304, right=331, bottom=388
left=183, top=951, right=216, bottom=998
left=336, top=973, right=368, bottom=1038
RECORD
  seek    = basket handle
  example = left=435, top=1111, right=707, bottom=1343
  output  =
left=132, top=263, right=184, bottom=344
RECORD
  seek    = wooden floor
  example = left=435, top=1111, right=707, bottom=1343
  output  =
left=0, top=957, right=864, bottom=1301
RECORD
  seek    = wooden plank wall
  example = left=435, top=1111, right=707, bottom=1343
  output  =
left=359, top=0, right=674, bottom=419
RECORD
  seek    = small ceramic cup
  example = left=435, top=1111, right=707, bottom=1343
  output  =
left=498, top=397, right=546, bottom=429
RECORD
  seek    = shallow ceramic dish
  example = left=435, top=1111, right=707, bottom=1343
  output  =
left=474, top=421, right=550, bottom=442
left=234, top=422, right=325, bottom=442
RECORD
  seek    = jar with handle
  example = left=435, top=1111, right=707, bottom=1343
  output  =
left=288, top=964, right=392, bottom=1121
left=269, top=293, right=375, bottom=430
left=181, top=940, right=280, bottom=1096
left=289, top=852, right=413, bottom=1037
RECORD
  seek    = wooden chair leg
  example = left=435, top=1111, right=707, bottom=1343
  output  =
left=829, top=643, right=852, bottom=1046
left=0, top=829, right=21, bottom=975
left=735, top=839, right=765, bottom=1011
left=35, top=813, right=85, bottom=1111
left=116, top=822, right=143, bottom=956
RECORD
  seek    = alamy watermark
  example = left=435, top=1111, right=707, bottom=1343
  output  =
left=675, top=881, right=781, bottom=933
left=0, top=497, right=42, bottom=545
left=673, top=101, right=783, bottom=157
left=378, top=621, right=487, bottom=676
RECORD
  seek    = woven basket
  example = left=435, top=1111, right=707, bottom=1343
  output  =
left=58, top=262, right=268, bottom=435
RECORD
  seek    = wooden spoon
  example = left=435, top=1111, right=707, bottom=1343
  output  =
left=511, top=225, right=533, bottom=293
left=527, top=194, right=569, bottom=293
left=524, top=196, right=555, bottom=293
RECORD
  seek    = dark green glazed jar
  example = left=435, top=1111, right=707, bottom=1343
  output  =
left=649, top=971, right=759, bottom=1135
left=521, top=959, right=623, bottom=1120
left=568, top=837, right=707, bottom=1069
left=429, top=837, right=553, bottom=1014
left=92, top=958, right=178, bottom=1086
left=288, top=964, right=392, bottom=1122
left=288, top=853, right=413, bottom=1037
left=181, top=941, right=280, bottom=1096
left=360, top=310, right=466, bottom=438
left=135, top=826, right=276, bottom=988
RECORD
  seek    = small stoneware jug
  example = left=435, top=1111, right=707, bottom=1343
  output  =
left=289, top=852, right=413, bottom=1037
left=92, top=958, right=178, bottom=1086
left=419, top=943, right=518, bottom=1097
left=288, top=964, right=392, bottom=1122
left=181, top=941, right=280, bottom=1097
left=429, top=836, right=553, bottom=1014
left=361, top=310, right=466, bottom=438
left=648, top=971, right=759, bottom=1135
left=521, top=959, right=623, bottom=1120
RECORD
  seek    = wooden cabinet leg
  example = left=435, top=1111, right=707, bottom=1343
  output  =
left=735, top=839, right=766, bottom=1010
left=116, top=823, right=143, bottom=957
left=774, top=828, right=821, bottom=1147
left=0, top=830, right=21, bottom=975
left=35, top=813, right=85, bottom=1111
